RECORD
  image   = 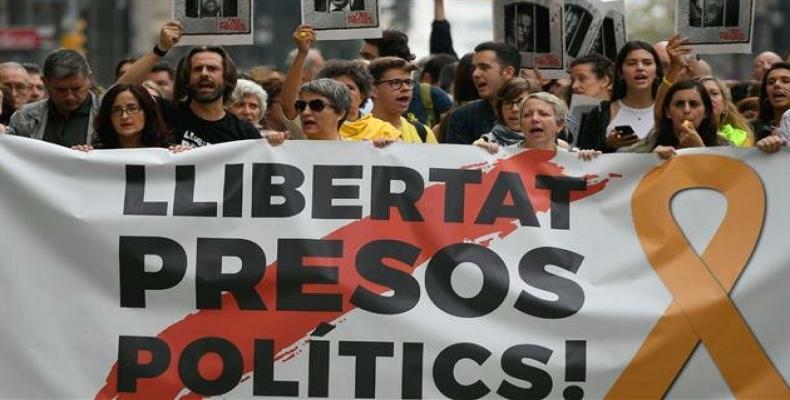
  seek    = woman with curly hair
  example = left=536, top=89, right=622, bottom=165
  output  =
left=72, top=84, right=176, bottom=151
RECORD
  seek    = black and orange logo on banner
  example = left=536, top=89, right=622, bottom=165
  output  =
left=609, top=154, right=790, bottom=399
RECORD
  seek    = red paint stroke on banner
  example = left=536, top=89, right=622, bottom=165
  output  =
left=96, top=150, right=612, bottom=399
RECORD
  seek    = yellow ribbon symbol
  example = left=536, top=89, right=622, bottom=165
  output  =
left=607, top=154, right=790, bottom=399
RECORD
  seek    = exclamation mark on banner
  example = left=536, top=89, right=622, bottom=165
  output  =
left=564, top=340, right=586, bottom=400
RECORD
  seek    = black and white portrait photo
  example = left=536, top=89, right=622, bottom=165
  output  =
left=564, top=4, right=594, bottom=58
left=313, top=0, right=366, bottom=12
left=301, top=0, right=380, bottom=40
left=503, top=3, right=550, bottom=54
left=174, top=0, right=253, bottom=45
left=495, top=0, right=565, bottom=78
left=677, top=0, right=753, bottom=53
left=185, top=0, right=238, bottom=18
left=589, top=3, right=626, bottom=62
left=690, top=0, right=739, bottom=28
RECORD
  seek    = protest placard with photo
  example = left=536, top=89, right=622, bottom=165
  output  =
left=569, top=94, right=601, bottom=145
left=494, top=0, right=566, bottom=78
left=676, top=0, right=754, bottom=54
left=590, top=0, right=626, bottom=61
left=302, top=0, right=382, bottom=41
left=564, top=0, right=602, bottom=62
left=174, top=0, right=254, bottom=45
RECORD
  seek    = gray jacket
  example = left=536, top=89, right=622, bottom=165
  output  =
left=8, top=93, right=100, bottom=145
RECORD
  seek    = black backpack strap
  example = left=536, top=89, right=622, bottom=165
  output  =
left=413, top=121, right=428, bottom=142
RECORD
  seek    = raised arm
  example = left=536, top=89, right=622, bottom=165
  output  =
left=117, top=21, right=183, bottom=85
left=654, top=34, right=692, bottom=121
left=434, top=0, right=446, bottom=21
left=281, top=25, right=317, bottom=120
left=430, top=0, right=457, bottom=56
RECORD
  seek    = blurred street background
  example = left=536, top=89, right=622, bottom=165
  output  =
left=0, top=0, right=787, bottom=87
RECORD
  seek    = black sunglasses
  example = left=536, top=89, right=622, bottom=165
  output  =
left=295, top=99, right=334, bottom=112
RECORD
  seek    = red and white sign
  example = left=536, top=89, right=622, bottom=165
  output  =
left=0, top=27, right=42, bottom=50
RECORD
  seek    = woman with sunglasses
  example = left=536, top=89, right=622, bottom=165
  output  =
left=72, top=84, right=178, bottom=151
left=283, top=25, right=400, bottom=142
left=295, top=78, right=351, bottom=140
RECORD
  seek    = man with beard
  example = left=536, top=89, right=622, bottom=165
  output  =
left=117, top=21, right=262, bottom=147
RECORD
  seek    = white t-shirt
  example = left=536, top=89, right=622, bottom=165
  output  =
left=607, top=100, right=655, bottom=139
left=780, top=109, right=790, bottom=142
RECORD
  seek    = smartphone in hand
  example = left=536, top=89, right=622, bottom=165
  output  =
left=614, top=125, right=637, bottom=140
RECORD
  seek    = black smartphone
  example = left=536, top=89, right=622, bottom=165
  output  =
left=614, top=125, right=636, bottom=138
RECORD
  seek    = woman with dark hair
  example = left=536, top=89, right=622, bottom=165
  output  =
left=623, top=79, right=726, bottom=158
left=476, top=78, right=532, bottom=146
left=283, top=26, right=399, bottom=142
left=754, top=62, right=790, bottom=140
left=452, top=53, right=480, bottom=105
left=569, top=53, right=613, bottom=101
left=433, top=53, right=480, bottom=142
left=576, top=41, right=663, bottom=152
left=72, top=84, right=175, bottom=151
left=656, top=35, right=754, bottom=146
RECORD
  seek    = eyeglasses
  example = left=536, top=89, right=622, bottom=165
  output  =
left=110, top=104, right=142, bottom=117
left=295, top=99, right=334, bottom=113
left=1, top=83, right=29, bottom=94
left=374, top=78, right=416, bottom=90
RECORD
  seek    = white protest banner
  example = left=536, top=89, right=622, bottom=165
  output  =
left=174, top=0, right=254, bottom=46
left=1, top=135, right=789, bottom=399
left=302, top=0, right=382, bottom=41
left=494, top=0, right=566, bottom=79
left=676, top=0, right=755, bottom=54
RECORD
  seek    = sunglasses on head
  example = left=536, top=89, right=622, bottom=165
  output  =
left=295, top=99, right=334, bottom=112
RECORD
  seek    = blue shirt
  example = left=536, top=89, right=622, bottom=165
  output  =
left=445, top=99, right=497, bottom=144
left=407, top=84, right=453, bottom=127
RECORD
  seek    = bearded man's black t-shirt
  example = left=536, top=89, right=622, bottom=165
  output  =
left=157, top=98, right=261, bottom=147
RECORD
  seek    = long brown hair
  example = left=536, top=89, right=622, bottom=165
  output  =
left=173, top=46, right=238, bottom=103
left=94, top=84, right=172, bottom=148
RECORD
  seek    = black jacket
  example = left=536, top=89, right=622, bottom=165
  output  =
left=576, top=100, right=615, bottom=152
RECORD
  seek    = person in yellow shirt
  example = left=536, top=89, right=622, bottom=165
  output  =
left=282, top=25, right=400, bottom=142
left=368, top=57, right=438, bottom=143
left=315, top=59, right=401, bottom=141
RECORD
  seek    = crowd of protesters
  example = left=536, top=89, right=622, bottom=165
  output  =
left=1, top=0, right=788, bottom=159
